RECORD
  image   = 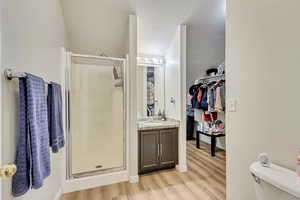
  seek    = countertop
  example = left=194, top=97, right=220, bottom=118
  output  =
left=137, top=118, right=180, bottom=131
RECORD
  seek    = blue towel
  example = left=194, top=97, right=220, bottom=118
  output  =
left=47, top=82, right=65, bottom=153
left=12, top=74, right=51, bottom=197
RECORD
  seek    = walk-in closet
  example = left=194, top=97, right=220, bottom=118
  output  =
left=187, top=64, right=226, bottom=156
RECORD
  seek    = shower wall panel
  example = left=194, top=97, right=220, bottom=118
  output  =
left=70, top=63, right=124, bottom=175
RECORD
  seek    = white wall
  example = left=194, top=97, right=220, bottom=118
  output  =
left=128, top=15, right=138, bottom=183
left=61, top=0, right=132, bottom=57
left=186, top=0, right=225, bottom=89
left=165, top=25, right=187, bottom=172
left=226, top=0, right=300, bottom=199
left=1, top=0, right=66, bottom=199
left=186, top=27, right=225, bottom=88
left=165, top=29, right=181, bottom=119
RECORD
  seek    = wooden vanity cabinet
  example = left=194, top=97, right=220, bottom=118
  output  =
left=138, top=128, right=178, bottom=174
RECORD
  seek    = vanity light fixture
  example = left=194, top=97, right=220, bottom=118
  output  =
left=137, top=54, right=165, bottom=67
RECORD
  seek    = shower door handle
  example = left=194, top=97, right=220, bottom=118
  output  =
left=67, top=91, right=70, bottom=131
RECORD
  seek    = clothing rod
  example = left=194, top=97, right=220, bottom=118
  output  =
left=71, top=53, right=126, bottom=62
left=194, top=74, right=225, bottom=85
left=197, top=74, right=224, bottom=81
left=4, top=68, right=51, bottom=84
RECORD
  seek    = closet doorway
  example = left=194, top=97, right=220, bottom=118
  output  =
left=186, top=68, right=226, bottom=198
left=185, top=0, right=226, bottom=195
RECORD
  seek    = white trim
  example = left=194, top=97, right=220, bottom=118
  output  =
left=142, top=68, right=147, bottom=117
left=176, top=164, right=188, bottom=173
left=125, top=54, right=130, bottom=179
left=138, top=63, right=163, bottom=67
left=65, top=52, right=128, bottom=179
left=0, top=6, right=2, bottom=197
left=178, top=25, right=187, bottom=172
left=60, top=47, right=68, bottom=188
left=70, top=53, right=125, bottom=62
left=62, top=52, right=130, bottom=191
left=128, top=15, right=139, bottom=182
left=54, top=188, right=63, bottom=200
left=62, top=170, right=129, bottom=193
left=129, top=175, right=139, bottom=183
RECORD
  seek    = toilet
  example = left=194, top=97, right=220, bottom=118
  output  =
left=250, top=161, right=300, bottom=200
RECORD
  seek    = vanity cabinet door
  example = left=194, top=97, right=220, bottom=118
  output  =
left=139, top=130, right=160, bottom=173
left=159, top=129, right=178, bottom=169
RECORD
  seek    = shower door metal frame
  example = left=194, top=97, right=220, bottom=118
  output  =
left=65, top=52, right=128, bottom=180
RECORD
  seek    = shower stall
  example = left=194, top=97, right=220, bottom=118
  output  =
left=65, top=53, right=128, bottom=179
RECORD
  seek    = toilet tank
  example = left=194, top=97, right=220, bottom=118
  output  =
left=250, top=162, right=300, bottom=200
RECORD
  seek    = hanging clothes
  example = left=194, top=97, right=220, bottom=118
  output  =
left=202, top=111, right=218, bottom=122
left=191, top=89, right=200, bottom=108
left=220, top=85, right=226, bottom=111
left=207, top=88, right=210, bottom=105
left=208, top=87, right=216, bottom=112
left=189, top=78, right=225, bottom=112
left=197, top=88, right=202, bottom=103
left=200, top=88, right=208, bottom=111
left=215, top=86, right=223, bottom=112
left=189, top=84, right=200, bottom=109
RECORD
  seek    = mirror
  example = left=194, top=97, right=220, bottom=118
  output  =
left=137, top=64, right=165, bottom=119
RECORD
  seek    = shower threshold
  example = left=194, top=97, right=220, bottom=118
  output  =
left=72, top=166, right=126, bottom=179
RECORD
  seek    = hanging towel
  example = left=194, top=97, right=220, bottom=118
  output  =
left=48, top=82, right=65, bottom=153
left=12, top=74, right=50, bottom=197
left=215, top=86, right=223, bottom=112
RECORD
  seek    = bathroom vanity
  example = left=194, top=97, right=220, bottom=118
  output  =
left=138, top=120, right=179, bottom=174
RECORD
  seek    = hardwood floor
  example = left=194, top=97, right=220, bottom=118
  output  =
left=60, top=141, right=226, bottom=200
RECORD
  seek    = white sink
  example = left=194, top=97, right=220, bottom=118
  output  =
left=140, top=122, right=164, bottom=126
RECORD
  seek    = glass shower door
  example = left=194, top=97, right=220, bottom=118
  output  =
left=69, top=58, right=125, bottom=177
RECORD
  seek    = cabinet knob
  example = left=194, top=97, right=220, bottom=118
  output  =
left=0, top=163, right=17, bottom=178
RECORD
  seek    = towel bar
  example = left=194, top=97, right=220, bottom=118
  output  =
left=4, top=68, right=51, bottom=84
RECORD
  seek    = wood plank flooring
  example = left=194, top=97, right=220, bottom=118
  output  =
left=60, top=141, right=226, bottom=200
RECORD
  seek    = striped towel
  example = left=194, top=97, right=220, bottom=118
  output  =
left=12, top=73, right=51, bottom=197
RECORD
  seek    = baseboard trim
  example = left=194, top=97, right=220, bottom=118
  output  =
left=176, top=164, right=188, bottom=172
left=54, top=188, right=62, bottom=200
left=129, top=175, right=139, bottom=183
left=63, top=170, right=129, bottom=193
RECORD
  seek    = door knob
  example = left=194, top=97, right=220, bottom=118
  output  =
left=0, top=163, right=17, bottom=178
